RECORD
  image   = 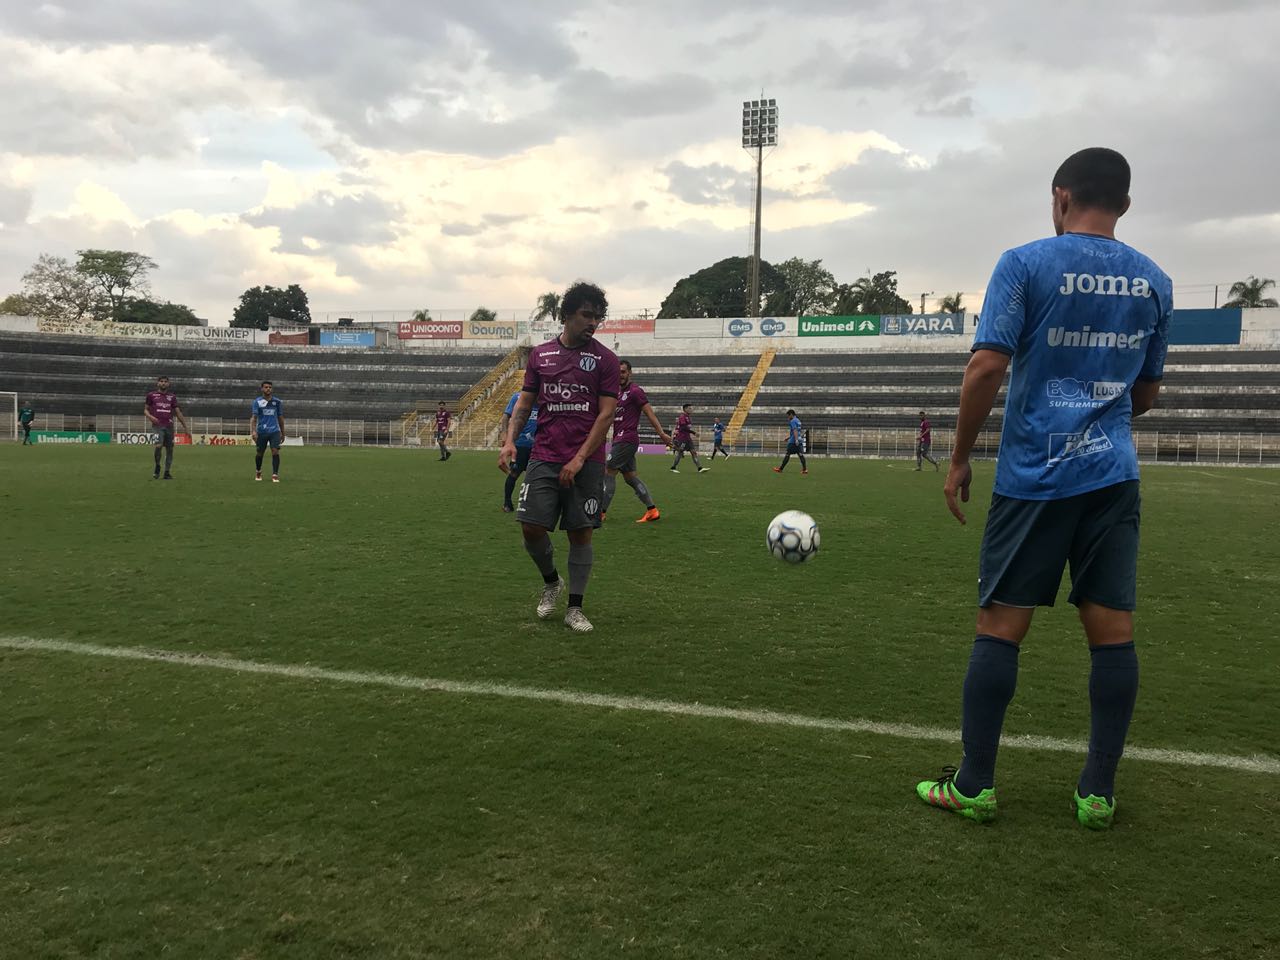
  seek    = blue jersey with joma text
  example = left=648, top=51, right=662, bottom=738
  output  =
left=788, top=416, right=802, bottom=444
left=504, top=391, right=539, bottom=449
left=975, top=233, right=1171, bottom=500
left=713, top=422, right=725, bottom=441
left=252, top=396, right=284, bottom=434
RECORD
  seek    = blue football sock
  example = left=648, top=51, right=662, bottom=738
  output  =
left=955, top=635, right=1020, bottom=796
left=1078, top=642, right=1139, bottom=803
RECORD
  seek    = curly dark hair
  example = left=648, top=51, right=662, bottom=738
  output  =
left=559, top=281, right=608, bottom=321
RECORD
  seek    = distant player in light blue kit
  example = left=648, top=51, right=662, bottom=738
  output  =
left=772, top=409, right=807, bottom=475
left=709, top=417, right=730, bottom=460
left=498, top=390, right=538, bottom=512
left=916, top=148, right=1171, bottom=830
left=250, top=381, right=285, bottom=483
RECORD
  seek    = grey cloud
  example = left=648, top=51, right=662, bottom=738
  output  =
left=564, top=206, right=601, bottom=215
left=916, top=97, right=974, bottom=119
left=663, top=161, right=748, bottom=206
left=557, top=70, right=717, bottom=121
left=483, top=214, right=526, bottom=226
left=440, top=223, right=484, bottom=237
left=0, top=183, right=34, bottom=226
left=243, top=192, right=402, bottom=254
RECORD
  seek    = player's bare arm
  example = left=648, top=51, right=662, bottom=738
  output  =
left=175, top=403, right=189, bottom=431
left=560, top=396, right=618, bottom=487
left=250, top=414, right=258, bottom=441
left=945, top=348, right=1010, bottom=525
left=643, top=404, right=673, bottom=445
left=1131, top=379, right=1161, bottom=417
left=278, top=415, right=285, bottom=439
left=500, top=391, right=534, bottom=471
left=144, top=404, right=157, bottom=426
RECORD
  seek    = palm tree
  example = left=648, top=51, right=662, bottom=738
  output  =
left=1222, top=276, right=1278, bottom=308
left=939, top=292, right=964, bottom=314
left=530, top=292, right=560, bottom=323
left=411, top=308, right=431, bottom=321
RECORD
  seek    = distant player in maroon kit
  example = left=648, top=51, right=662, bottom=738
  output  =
left=144, top=375, right=189, bottom=480
left=435, top=402, right=452, bottom=460
left=499, top=281, right=620, bottom=633
left=603, top=360, right=672, bottom=524
left=669, top=403, right=708, bottom=474
left=916, top=409, right=939, bottom=471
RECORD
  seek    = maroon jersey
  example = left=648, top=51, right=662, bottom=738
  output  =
left=674, top=413, right=693, bottom=442
left=435, top=410, right=451, bottom=434
left=146, top=390, right=178, bottom=427
left=522, top=336, right=620, bottom=464
left=919, top=418, right=932, bottom=444
left=612, top=383, right=650, bottom=445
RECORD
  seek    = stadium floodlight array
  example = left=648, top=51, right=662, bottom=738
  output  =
left=741, top=98, right=779, bottom=149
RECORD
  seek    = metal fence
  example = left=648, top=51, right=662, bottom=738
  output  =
left=9, top=413, right=1280, bottom=465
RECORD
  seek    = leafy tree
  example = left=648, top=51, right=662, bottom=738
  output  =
left=774, top=257, right=837, bottom=316
left=412, top=308, right=432, bottom=321
left=231, top=284, right=312, bottom=329
left=75, top=249, right=157, bottom=319
left=0, top=293, right=36, bottom=315
left=939, top=292, right=964, bottom=313
left=469, top=307, right=497, bottom=324
left=530, top=292, right=560, bottom=323
left=832, top=270, right=912, bottom=315
left=116, top=298, right=202, bottom=325
left=19, top=254, right=93, bottom=320
left=1222, top=275, right=1278, bottom=308
left=657, top=256, right=787, bottom=318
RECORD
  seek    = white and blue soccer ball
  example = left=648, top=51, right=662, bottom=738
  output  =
left=766, top=510, right=820, bottom=563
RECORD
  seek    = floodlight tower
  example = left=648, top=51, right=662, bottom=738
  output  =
left=742, top=97, right=778, bottom=318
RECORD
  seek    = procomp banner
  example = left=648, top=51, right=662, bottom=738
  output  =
left=798, top=315, right=880, bottom=337
left=398, top=320, right=464, bottom=340
left=880, top=313, right=964, bottom=335
left=114, top=432, right=193, bottom=445
left=31, top=431, right=112, bottom=444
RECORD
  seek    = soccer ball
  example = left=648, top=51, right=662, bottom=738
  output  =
left=766, top=510, right=820, bottom=563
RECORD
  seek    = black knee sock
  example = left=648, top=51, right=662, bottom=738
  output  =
left=272, top=453, right=280, bottom=475
left=779, top=453, right=790, bottom=470
left=255, top=453, right=264, bottom=471
left=164, top=447, right=173, bottom=472
left=154, top=448, right=162, bottom=469
left=798, top=454, right=807, bottom=469
left=1078, top=643, right=1139, bottom=802
left=955, top=635, right=1021, bottom=796
left=504, top=472, right=519, bottom=506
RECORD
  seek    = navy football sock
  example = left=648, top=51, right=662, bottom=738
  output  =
left=955, top=635, right=1021, bottom=796
left=1078, top=643, right=1139, bottom=803
left=504, top=472, right=519, bottom=507
left=271, top=453, right=280, bottom=475
left=255, top=453, right=264, bottom=471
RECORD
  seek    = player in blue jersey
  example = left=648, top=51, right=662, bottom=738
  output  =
left=498, top=390, right=539, bottom=512
left=709, top=417, right=730, bottom=460
left=772, top=409, right=807, bottom=475
left=916, top=148, right=1171, bottom=830
left=250, top=381, right=286, bottom=483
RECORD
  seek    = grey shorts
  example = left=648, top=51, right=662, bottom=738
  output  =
left=516, top=459, right=605, bottom=531
left=674, top=439, right=697, bottom=453
left=978, top=480, right=1141, bottom=611
left=607, top=442, right=638, bottom=474
left=154, top=424, right=175, bottom=447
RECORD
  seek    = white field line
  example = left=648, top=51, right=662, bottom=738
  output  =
left=4, top=636, right=1279, bottom=776
left=1188, top=469, right=1280, bottom=487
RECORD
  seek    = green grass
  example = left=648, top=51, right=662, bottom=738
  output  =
left=2, top=445, right=1278, bottom=959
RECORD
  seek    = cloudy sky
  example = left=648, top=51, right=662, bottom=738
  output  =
left=1, top=0, right=1277, bottom=323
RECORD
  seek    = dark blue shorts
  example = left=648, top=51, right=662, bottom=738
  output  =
left=256, top=431, right=283, bottom=452
left=978, top=480, right=1141, bottom=611
left=786, top=441, right=803, bottom=455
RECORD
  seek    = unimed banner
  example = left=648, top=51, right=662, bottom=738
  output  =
left=798, top=315, right=879, bottom=337
left=31, top=431, right=112, bottom=444
left=398, top=320, right=464, bottom=340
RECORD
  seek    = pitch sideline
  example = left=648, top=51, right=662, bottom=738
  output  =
left=3, top=635, right=1278, bottom=776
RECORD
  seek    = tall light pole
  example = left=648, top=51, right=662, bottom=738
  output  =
left=920, top=291, right=934, bottom=315
left=742, top=97, right=778, bottom=317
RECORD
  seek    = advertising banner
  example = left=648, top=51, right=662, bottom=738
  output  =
left=798, top=315, right=880, bottom=337
left=268, top=329, right=310, bottom=345
left=320, top=329, right=376, bottom=347
left=1169, top=309, right=1242, bottom=346
left=598, top=316, right=657, bottom=334
left=31, top=431, right=112, bottom=444
left=398, top=320, right=464, bottom=340
left=196, top=434, right=254, bottom=446
left=36, top=318, right=175, bottom=340
left=179, top=326, right=255, bottom=343
left=115, top=432, right=159, bottom=444
left=880, top=313, right=963, bottom=335
left=723, top=317, right=794, bottom=338
left=462, top=319, right=519, bottom=340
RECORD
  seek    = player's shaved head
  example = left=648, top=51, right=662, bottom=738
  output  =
left=1052, top=148, right=1130, bottom=214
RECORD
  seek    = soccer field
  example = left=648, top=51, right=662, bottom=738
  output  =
left=2, top=445, right=1278, bottom=959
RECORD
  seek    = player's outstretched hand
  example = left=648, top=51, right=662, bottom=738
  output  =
left=559, top=455, right=585, bottom=487
left=498, top=443, right=516, bottom=473
left=944, top=460, right=972, bottom=525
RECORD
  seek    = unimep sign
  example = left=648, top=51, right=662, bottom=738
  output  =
left=798, top=315, right=879, bottom=337
left=880, top=313, right=964, bottom=335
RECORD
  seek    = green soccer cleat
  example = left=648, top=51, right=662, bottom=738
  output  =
left=916, top=766, right=997, bottom=823
left=1074, top=791, right=1116, bottom=830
